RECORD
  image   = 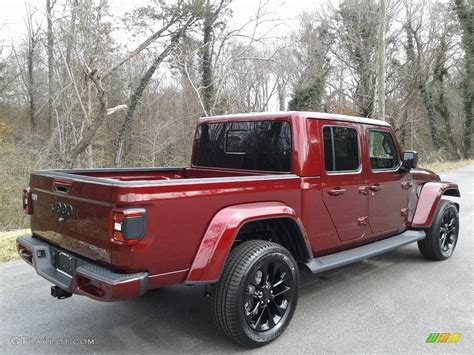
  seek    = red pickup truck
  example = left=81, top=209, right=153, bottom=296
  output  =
left=17, top=112, right=460, bottom=347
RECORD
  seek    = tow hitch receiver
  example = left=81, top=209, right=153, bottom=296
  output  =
left=51, top=285, right=72, bottom=299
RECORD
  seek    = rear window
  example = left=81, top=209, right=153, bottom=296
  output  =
left=193, top=121, right=291, bottom=172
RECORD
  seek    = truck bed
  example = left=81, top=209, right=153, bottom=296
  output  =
left=45, top=167, right=267, bottom=182
left=28, top=167, right=301, bottom=287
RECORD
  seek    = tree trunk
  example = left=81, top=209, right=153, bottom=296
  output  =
left=277, top=80, right=286, bottom=111
left=65, top=0, right=78, bottom=68
left=25, top=10, right=38, bottom=134
left=431, top=34, right=461, bottom=159
left=65, top=69, right=107, bottom=167
left=201, top=0, right=214, bottom=116
left=419, top=82, right=440, bottom=150
left=27, top=41, right=35, bottom=133
left=454, top=0, right=473, bottom=158
left=375, top=0, right=387, bottom=120
left=114, top=41, right=177, bottom=167
left=47, top=0, right=54, bottom=133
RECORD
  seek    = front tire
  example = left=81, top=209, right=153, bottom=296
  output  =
left=211, top=240, right=299, bottom=348
left=418, top=200, right=459, bottom=260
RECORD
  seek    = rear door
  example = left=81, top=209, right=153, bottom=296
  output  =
left=365, top=128, right=409, bottom=235
left=320, top=122, right=369, bottom=241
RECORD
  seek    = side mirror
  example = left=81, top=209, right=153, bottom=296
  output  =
left=401, top=150, right=418, bottom=171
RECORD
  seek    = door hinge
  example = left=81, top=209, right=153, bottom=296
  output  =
left=358, top=216, right=368, bottom=226
left=358, top=186, right=368, bottom=195
left=401, top=181, right=413, bottom=190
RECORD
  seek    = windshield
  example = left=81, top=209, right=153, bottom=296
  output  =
left=193, top=120, right=291, bottom=172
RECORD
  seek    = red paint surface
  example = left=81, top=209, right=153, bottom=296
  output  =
left=412, top=182, right=460, bottom=227
left=25, top=112, right=460, bottom=300
left=186, top=202, right=310, bottom=282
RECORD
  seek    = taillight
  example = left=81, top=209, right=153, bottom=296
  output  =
left=22, top=187, right=33, bottom=215
left=111, top=209, right=146, bottom=245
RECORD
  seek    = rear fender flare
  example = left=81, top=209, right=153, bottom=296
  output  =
left=412, top=182, right=460, bottom=228
left=185, top=202, right=312, bottom=284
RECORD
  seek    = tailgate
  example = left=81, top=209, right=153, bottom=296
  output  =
left=29, top=172, right=114, bottom=265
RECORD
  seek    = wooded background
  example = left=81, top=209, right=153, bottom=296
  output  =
left=0, top=0, right=472, bottom=230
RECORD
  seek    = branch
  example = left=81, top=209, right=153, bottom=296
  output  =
left=107, top=104, right=127, bottom=115
left=66, top=69, right=107, bottom=166
left=102, top=21, right=177, bottom=79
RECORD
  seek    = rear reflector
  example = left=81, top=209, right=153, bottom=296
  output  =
left=22, top=187, right=32, bottom=215
left=111, top=209, right=146, bottom=245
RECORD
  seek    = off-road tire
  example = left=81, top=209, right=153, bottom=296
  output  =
left=211, top=240, right=299, bottom=348
left=418, top=200, right=459, bottom=261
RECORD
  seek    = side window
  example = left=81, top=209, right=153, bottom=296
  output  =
left=368, top=131, right=400, bottom=170
left=323, top=126, right=359, bottom=172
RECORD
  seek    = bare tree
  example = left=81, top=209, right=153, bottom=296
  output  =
left=288, top=13, right=331, bottom=111
left=114, top=31, right=187, bottom=166
left=13, top=6, right=41, bottom=133
left=454, top=0, right=473, bottom=157
left=113, top=1, right=203, bottom=166
left=331, top=0, right=379, bottom=117
left=46, top=0, right=54, bottom=132
left=375, top=0, right=387, bottom=120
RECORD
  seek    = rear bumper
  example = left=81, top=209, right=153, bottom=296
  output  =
left=16, top=235, right=148, bottom=302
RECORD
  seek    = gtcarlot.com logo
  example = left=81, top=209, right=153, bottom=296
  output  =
left=10, top=336, right=95, bottom=345
left=426, top=333, right=462, bottom=343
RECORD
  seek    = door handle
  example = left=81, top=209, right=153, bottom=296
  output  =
left=369, top=184, right=383, bottom=192
left=328, top=188, right=346, bottom=196
left=358, top=186, right=368, bottom=195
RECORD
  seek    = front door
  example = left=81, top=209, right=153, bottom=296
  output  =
left=321, top=123, right=369, bottom=241
left=365, top=129, right=409, bottom=235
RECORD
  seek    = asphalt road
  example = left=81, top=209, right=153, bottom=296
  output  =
left=1, top=166, right=473, bottom=354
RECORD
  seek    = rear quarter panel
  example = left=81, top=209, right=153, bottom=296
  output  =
left=110, top=176, right=302, bottom=284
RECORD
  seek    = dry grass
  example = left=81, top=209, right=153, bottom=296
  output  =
left=419, top=159, right=474, bottom=174
left=0, top=134, right=39, bottom=231
left=0, top=229, right=29, bottom=263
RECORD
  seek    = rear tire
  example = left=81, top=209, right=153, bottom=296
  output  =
left=211, top=240, right=299, bottom=348
left=418, top=200, right=459, bottom=261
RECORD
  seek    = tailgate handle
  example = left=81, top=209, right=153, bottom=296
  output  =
left=53, top=179, right=73, bottom=193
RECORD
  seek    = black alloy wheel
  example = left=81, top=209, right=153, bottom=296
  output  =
left=418, top=200, right=459, bottom=261
left=438, top=207, right=458, bottom=257
left=243, top=259, right=295, bottom=332
left=211, top=240, right=299, bottom=347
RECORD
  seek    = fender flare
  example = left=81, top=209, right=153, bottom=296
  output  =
left=185, top=201, right=312, bottom=284
left=412, top=182, right=460, bottom=228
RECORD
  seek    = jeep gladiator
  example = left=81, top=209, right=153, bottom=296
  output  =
left=17, top=112, right=460, bottom=347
